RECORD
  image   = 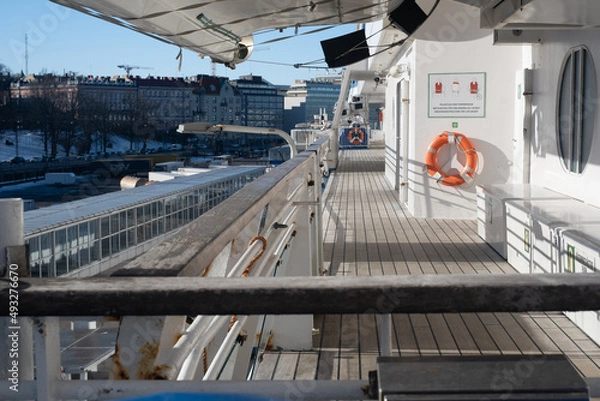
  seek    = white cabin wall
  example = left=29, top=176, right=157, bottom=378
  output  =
left=530, top=30, right=600, bottom=207
left=384, top=50, right=416, bottom=192
left=384, top=34, right=528, bottom=219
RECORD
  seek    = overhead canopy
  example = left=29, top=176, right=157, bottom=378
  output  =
left=50, top=0, right=401, bottom=68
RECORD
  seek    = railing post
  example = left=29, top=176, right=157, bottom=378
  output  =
left=0, top=198, right=34, bottom=385
left=33, top=317, right=61, bottom=401
left=380, top=314, right=392, bottom=356
left=0, top=198, right=23, bottom=277
left=313, top=151, right=325, bottom=277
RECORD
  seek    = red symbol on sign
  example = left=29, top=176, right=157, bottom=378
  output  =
left=435, top=82, right=443, bottom=94
left=470, top=81, right=479, bottom=94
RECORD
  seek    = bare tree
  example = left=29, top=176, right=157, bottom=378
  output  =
left=57, top=87, right=78, bottom=155
left=77, top=93, right=113, bottom=155
left=0, top=63, right=10, bottom=75
left=30, top=74, right=72, bottom=157
left=118, top=93, right=157, bottom=151
left=0, top=70, right=15, bottom=130
left=136, top=120, right=156, bottom=152
left=129, top=92, right=160, bottom=152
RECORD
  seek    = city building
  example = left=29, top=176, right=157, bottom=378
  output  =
left=230, top=74, right=284, bottom=130
left=132, top=76, right=197, bottom=132
left=77, top=75, right=138, bottom=122
left=283, top=75, right=341, bottom=133
left=195, top=74, right=243, bottom=125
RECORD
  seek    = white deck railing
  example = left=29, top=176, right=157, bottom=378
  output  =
left=3, top=134, right=600, bottom=400
left=0, top=135, right=334, bottom=401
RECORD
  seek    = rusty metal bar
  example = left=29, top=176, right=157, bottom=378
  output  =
left=2, top=273, right=600, bottom=316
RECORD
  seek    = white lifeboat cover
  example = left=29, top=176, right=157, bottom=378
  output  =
left=50, top=0, right=398, bottom=66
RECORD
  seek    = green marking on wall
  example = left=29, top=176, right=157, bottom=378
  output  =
left=567, top=244, right=575, bottom=273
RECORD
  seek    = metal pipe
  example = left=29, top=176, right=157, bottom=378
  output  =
left=177, top=122, right=298, bottom=158
left=214, top=125, right=297, bottom=158
left=168, top=222, right=294, bottom=379
left=227, top=239, right=265, bottom=278
left=155, top=315, right=229, bottom=380
left=177, top=332, right=205, bottom=380
left=380, top=314, right=392, bottom=356
left=203, top=317, right=246, bottom=380
left=400, top=79, right=410, bottom=203
left=273, top=224, right=296, bottom=258
left=251, top=214, right=298, bottom=278
left=394, top=81, right=401, bottom=191
left=522, top=69, right=533, bottom=184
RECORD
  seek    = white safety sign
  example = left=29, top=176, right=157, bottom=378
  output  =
left=428, top=72, right=486, bottom=118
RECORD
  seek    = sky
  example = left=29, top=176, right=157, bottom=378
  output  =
left=0, top=0, right=355, bottom=85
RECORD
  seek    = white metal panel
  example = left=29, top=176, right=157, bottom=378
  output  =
left=505, top=200, right=532, bottom=274
left=506, top=198, right=600, bottom=275
left=561, top=226, right=600, bottom=274
left=529, top=201, right=600, bottom=274
left=476, top=184, right=568, bottom=259
left=531, top=200, right=600, bottom=272
left=560, top=225, right=600, bottom=346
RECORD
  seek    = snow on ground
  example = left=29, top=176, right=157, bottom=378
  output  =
left=0, top=131, right=50, bottom=162
left=0, top=130, right=166, bottom=162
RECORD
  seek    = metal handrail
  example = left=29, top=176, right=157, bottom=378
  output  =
left=3, top=273, right=600, bottom=317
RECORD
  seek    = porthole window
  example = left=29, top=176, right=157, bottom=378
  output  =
left=556, top=45, right=596, bottom=174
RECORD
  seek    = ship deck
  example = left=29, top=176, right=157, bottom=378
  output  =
left=254, top=147, right=600, bottom=382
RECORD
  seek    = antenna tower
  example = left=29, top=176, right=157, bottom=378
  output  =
left=25, top=34, right=29, bottom=75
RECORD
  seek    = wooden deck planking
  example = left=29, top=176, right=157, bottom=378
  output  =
left=254, top=148, right=600, bottom=382
left=393, top=314, right=420, bottom=357
left=254, top=353, right=279, bottom=380
left=294, top=352, right=319, bottom=380
left=427, top=314, right=461, bottom=355
left=493, top=313, right=542, bottom=354
left=461, top=313, right=502, bottom=355
left=443, top=313, right=481, bottom=355
left=272, top=353, right=300, bottom=380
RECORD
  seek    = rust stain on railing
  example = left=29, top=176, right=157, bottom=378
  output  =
left=111, top=340, right=165, bottom=380
left=111, top=344, right=130, bottom=380
left=138, top=341, right=160, bottom=379
left=242, top=235, right=267, bottom=277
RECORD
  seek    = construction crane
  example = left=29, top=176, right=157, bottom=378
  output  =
left=117, top=65, right=153, bottom=76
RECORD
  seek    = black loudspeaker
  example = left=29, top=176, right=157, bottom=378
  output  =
left=320, top=29, right=370, bottom=68
left=388, top=0, right=428, bottom=35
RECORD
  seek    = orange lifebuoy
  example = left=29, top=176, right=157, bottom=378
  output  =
left=425, top=131, right=478, bottom=186
left=347, top=128, right=365, bottom=145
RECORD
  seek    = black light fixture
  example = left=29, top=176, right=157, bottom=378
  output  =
left=388, top=0, right=428, bottom=35
left=320, top=29, right=371, bottom=68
